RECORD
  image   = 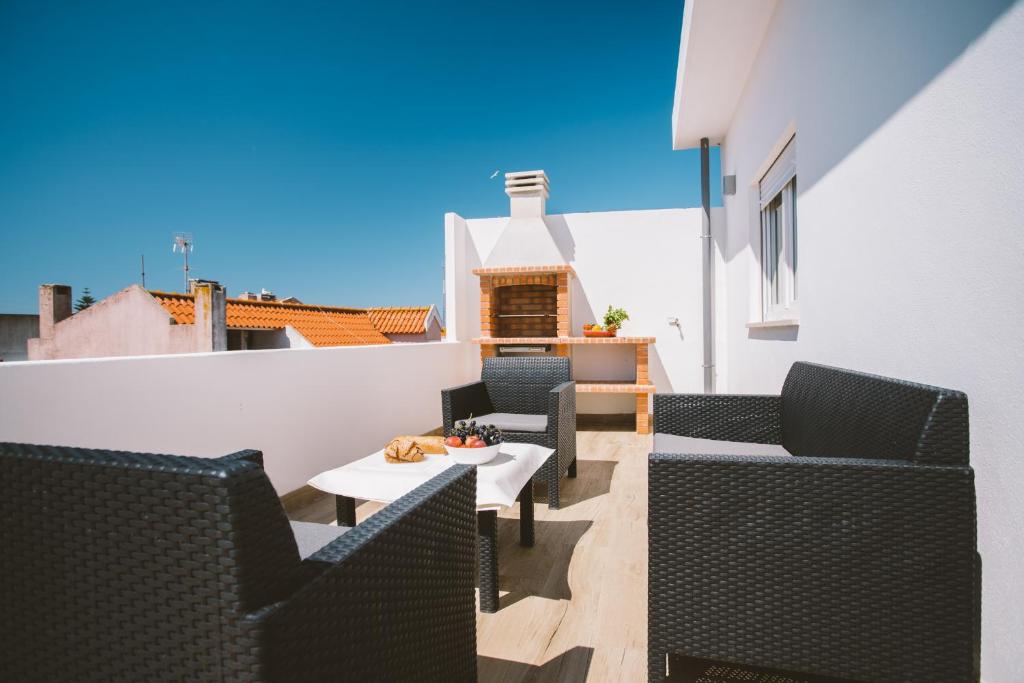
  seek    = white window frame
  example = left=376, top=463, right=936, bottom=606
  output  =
left=758, top=136, right=798, bottom=322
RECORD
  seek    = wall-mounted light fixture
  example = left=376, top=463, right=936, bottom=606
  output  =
left=722, top=175, right=737, bottom=196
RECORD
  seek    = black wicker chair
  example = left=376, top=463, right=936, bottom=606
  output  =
left=0, top=443, right=478, bottom=682
left=648, top=362, right=980, bottom=683
left=442, top=357, right=576, bottom=509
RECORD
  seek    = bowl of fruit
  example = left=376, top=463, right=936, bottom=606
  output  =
left=444, top=420, right=503, bottom=465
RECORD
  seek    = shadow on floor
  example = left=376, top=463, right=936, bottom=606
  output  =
left=478, top=645, right=594, bottom=683
left=492, top=518, right=593, bottom=609
left=532, top=459, right=619, bottom=510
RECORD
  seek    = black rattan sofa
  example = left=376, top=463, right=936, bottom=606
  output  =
left=648, top=362, right=980, bottom=683
left=0, top=444, right=478, bottom=682
left=442, top=356, right=576, bottom=509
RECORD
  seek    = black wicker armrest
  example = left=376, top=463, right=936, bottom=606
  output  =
left=547, top=381, right=575, bottom=433
left=648, top=453, right=978, bottom=683
left=653, top=393, right=781, bottom=444
left=260, top=465, right=478, bottom=682
left=547, top=381, right=576, bottom=474
left=441, top=380, right=494, bottom=433
left=216, top=449, right=265, bottom=468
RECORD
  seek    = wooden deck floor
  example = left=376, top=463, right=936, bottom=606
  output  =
left=289, top=427, right=651, bottom=682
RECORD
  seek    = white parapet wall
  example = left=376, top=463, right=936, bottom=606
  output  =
left=0, top=341, right=479, bottom=495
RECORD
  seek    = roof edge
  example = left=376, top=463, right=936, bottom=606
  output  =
left=671, top=0, right=779, bottom=150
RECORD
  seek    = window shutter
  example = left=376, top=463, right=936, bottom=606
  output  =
left=759, top=136, right=796, bottom=208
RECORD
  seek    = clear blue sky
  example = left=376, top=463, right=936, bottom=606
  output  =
left=0, top=0, right=720, bottom=314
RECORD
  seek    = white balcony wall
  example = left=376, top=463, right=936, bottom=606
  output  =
left=713, top=2, right=1024, bottom=678
left=0, top=341, right=479, bottom=495
left=446, top=207, right=721, bottom=412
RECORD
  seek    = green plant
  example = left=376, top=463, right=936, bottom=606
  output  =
left=603, top=305, right=629, bottom=330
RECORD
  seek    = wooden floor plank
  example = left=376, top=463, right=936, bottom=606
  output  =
left=289, top=427, right=652, bottom=682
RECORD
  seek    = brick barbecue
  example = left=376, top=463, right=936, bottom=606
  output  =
left=469, top=171, right=655, bottom=433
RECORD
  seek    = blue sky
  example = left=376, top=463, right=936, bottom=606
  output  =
left=0, top=0, right=719, bottom=314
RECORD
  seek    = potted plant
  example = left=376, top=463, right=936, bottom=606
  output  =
left=603, top=306, right=629, bottom=336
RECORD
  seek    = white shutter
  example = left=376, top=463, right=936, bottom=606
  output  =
left=759, top=137, right=796, bottom=208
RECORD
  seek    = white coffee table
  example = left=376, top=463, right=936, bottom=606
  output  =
left=309, top=442, right=553, bottom=613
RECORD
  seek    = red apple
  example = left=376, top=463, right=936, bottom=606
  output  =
left=469, top=439, right=487, bottom=448
left=445, top=436, right=463, bottom=448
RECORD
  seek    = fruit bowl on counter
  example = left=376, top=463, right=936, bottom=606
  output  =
left=445, top=420, right=503, bottom=465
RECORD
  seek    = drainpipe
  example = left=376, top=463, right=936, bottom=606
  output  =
left=700, top=137, right=715, bottom=394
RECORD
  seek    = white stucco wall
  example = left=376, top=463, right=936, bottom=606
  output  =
left=0, top=341, right=478, bottom=495
left=446, top=208, right=719, bottom=412
left=714, top=2, right=1024, bottom=678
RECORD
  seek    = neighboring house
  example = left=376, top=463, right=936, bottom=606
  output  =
left=28, top=283, right=227, bottom=360
left=0, top=314, right=39, bottom=362
left=27, top=282, right=392, bottom=360
left=368, top=306, right=443, bottom=342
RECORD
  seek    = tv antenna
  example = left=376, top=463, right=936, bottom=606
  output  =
left=172, top=232, right=194, bottom=292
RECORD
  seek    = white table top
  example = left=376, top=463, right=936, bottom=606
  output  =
left=308, top=442, right=553, bottom=511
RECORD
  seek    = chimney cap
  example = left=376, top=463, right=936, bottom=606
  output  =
left=505, top=170, right=549, bottom=199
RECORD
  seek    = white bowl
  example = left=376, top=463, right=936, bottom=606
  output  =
left=445, top=442, right=501, bottom=465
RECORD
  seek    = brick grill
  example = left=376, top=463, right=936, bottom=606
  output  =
left=478, top=269, right=571, bottom=341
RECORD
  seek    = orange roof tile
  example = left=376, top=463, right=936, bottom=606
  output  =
left=367, top=306, right=433, bottom=335
left=149, top=291, right=391, bottom=347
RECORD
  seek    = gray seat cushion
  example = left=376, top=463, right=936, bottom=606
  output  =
left=290, top=521, right=351, bottom=559
left=468, top=412, right=548, bottom=433
left=653, top=433, right=791, bottom=457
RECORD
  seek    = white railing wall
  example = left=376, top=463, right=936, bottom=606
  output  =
left=0, top=341, right=479, bottom=495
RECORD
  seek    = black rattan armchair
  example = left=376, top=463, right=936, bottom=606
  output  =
left=0, top=443, right=478, bottom=682
left=648, top=362, right=980, bottom=683
left=442, top=357, right=576, bottom=509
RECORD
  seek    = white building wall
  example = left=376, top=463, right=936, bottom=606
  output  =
left=716, top=2, right=1024, bottom=678
left=447, top=208, right=717, bottom=412
left=0, top=341, right=478, bottom=495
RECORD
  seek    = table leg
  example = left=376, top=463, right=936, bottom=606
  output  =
left=335, top=495, right=356, bottom=527
left=519, top=481, right=534, bottom=548
left=478, top=510, right=499, bottom=613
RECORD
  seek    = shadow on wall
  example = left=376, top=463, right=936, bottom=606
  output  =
left=717, top=0, right=1014, bottom=263
left=478, top=646, right=594, bottom=682
left=543, top=214, right=577, bottom=264
left=649, top=344, right=676, bottom=393
left=747, top=326, right=799, bottom=342
left=570, top=277, right=595, bottom=333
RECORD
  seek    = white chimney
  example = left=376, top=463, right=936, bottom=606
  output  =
left=505, top=170, right=549, bottom=218
left=482, top=170, right=570, bottom=268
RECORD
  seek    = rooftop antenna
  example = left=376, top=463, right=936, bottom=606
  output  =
left=172, top=232, right=194, bottom=292
left=141, top=254, right=146, bottom=288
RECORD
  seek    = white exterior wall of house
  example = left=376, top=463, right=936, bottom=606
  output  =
left=0, top=341, right=478, bottom=495
left=445, top=207, right=720, bottom=412
left=677, top=1, right=1023, bottom=678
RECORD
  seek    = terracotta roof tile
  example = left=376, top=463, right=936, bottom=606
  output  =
left=152, top=292, right=196, bottom=324
left=149, top=291, right=392, bottom=347
left=367, top=306, right=432, bottom=335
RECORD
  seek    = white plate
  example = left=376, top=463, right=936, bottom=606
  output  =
left=445, top=443, right=501, bottom=465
